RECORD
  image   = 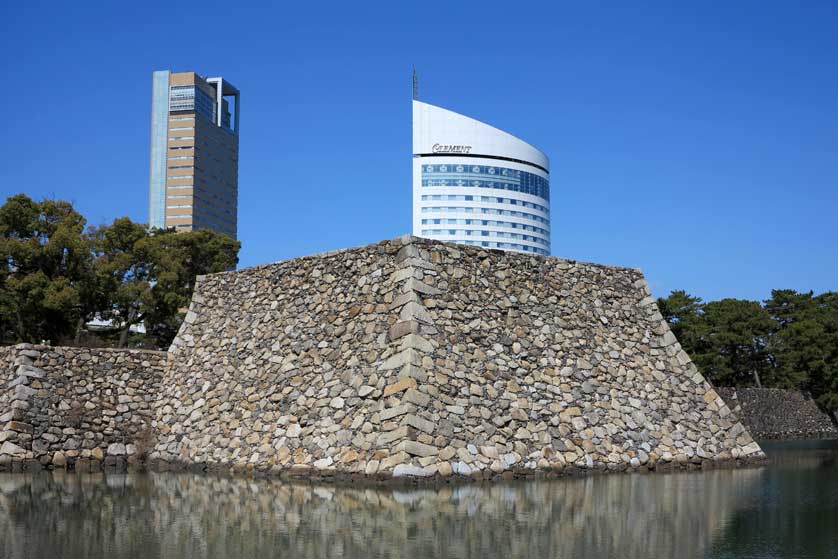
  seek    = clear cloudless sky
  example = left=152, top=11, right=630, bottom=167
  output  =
left=1, top=0, right=836, bottom=302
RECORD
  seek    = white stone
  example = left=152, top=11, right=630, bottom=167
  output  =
left=393, top=464, right=431, bottom=477
left=0, top=441, right=26, bottom=456
left=107, top=443, right=126, bottom=456
left=452, top=461, right=472, bottom=475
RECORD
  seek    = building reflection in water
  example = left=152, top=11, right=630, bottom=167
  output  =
left=0, top=455, right=830, bottom=559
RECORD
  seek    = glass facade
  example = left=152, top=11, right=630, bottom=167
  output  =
left=420, top=194, right=549, bottom=215
left=412, top=100, right=551, bottom=257
left=169, top=85, right=217, bottom=123
left=418, top=161, right=550, bottom=255
left=421, top=218, right=549, bottom=236
left=420, top=206, right=549, bottom=224
left=148, top=71, right=170, bottom=230
left=421, top=164, right=549, bottom=201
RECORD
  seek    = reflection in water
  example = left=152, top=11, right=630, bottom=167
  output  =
left=0, top=442, right=836, bottom=559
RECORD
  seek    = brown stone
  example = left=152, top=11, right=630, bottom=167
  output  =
left=383, top=377, right=417, bottom=397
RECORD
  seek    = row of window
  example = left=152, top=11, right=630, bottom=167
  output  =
left=167, top=201, right=236, bottom=226
left=420, top=206, right=549, bottom=226
left=167, top=179, right=236, bottom=207
left=421, top=229, right=549, bottom=247
left=421, top=218, right=548, bottom=236
left=420, top=194, right=548, bottom=214
left=167, top=191, right=235, bottom=212
left=194, top=212, right=236, bottom=235
left=169, top=86, right=216, bottom=123
left=421, top=163, right=549, bottom=200
left=167, top=126, right=238, bottom=160
left=168, top=192, right=235, bottom=211
left=168, top=144, right=238, bottom=169
left=168, top=167, right=235, bottom=189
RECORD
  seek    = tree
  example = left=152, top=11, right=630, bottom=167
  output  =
left=1, top=193, right=240, bottom=349
left=763, top=290, right=821, bottom=389
left=656, top=290, right=704, bottom=356
left=658, top=291, right=774, bottom=388
left=92, top=219, right=240, bottom=348
left=0, top=194, right=95, bottom=344
left=811, top=292, right=838, bottom=411
left=765, top=290, right=838, bottom=411
left=91, top=217, right=154, bottom=348
left=140, top=227, right=239, bottom=347
left=690, top=299, right=774, bottom=388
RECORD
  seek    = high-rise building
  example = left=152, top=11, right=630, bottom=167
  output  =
left=148, top=70, right=240, bottom=239
left=412, top=99, right=551, bottom=256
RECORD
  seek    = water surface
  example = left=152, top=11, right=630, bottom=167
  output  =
left=1, top=440, right=836, bottom=559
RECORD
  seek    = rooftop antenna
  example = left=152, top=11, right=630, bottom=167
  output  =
left=412, top=66, right=419, bottom=100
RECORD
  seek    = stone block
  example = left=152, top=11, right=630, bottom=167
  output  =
left=399, top=440, right=438, bottom=457
left=393, top=464, right=431, bottom=477
left=380, top=405, right=413, bottom=422
left=380, top=451, right=409, bottom=470
left=107, top=443, right=126, bottom=456
left=399, top=302, right=433, bottom=324
left=404, top=278, right=442, bottom=296
left=403, top=388, right=430, bottom=407
left=376, top=427, right=408, bottom=446
left=380, top=348, right=421, bottom=371
left=402, top=414, right=435, bottom=434
left=388, top=320, right=419, bottom=341
left=398, top=364, right=428, bottom=382
left=399, top=334, right=435, bottom=353
left=0, top=442, right=26, bottom=457
left=383, top=377, right=417, bottom=397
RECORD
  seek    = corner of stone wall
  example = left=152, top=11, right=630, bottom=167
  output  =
left=1, top=344, right=169, bottom=472
left=632, top=277, right=764, bottom=460
left=364, top=237, right=448, bottom=477
left=0, top=344, right=46, bottom=467
left=170, top=275, right=208, bottom=354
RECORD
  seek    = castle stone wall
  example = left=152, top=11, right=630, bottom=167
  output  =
left=719, top=388, right=838, bottom=440
left=150, top=236, right=764, bottom=479
left=0, top=344, right=167, bottom=471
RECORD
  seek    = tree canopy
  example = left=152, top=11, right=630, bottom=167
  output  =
left=1, top=194, right=239, bottom=349
left=658, top=289, right=838, bottom=413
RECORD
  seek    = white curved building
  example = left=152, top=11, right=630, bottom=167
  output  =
left=412, top=100, right=550, bottom=256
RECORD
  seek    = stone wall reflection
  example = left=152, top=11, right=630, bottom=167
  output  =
left=0, top=470, right=762, bottom=559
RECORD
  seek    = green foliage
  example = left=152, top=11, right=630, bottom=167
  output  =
left=691, top=299, right=774, bottom=387
left=0, top=194, right=93, bottom=343
left=658, top=288, right=838, bottom=413
left=1, top=194, right=240, bottom=348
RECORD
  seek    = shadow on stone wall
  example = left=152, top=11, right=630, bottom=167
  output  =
left=718, top=388, right=838, bottom=440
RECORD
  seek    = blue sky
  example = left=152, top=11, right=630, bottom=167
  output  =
left=1, top=1, right=836, bottom=302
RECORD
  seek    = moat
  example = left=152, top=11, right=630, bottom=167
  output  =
left=0, top=439, right=835, bottom=559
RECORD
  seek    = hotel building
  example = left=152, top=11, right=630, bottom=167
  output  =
left=412, top=100, right=550, bottom=255
left=148, top=70, right=240, bottom=238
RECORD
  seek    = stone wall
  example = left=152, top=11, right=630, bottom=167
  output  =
left=718, top=388, right=838, bottom=440
left=150, top=235, right=764, bottom=480
left=0, top=344, right=167, bottom=471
